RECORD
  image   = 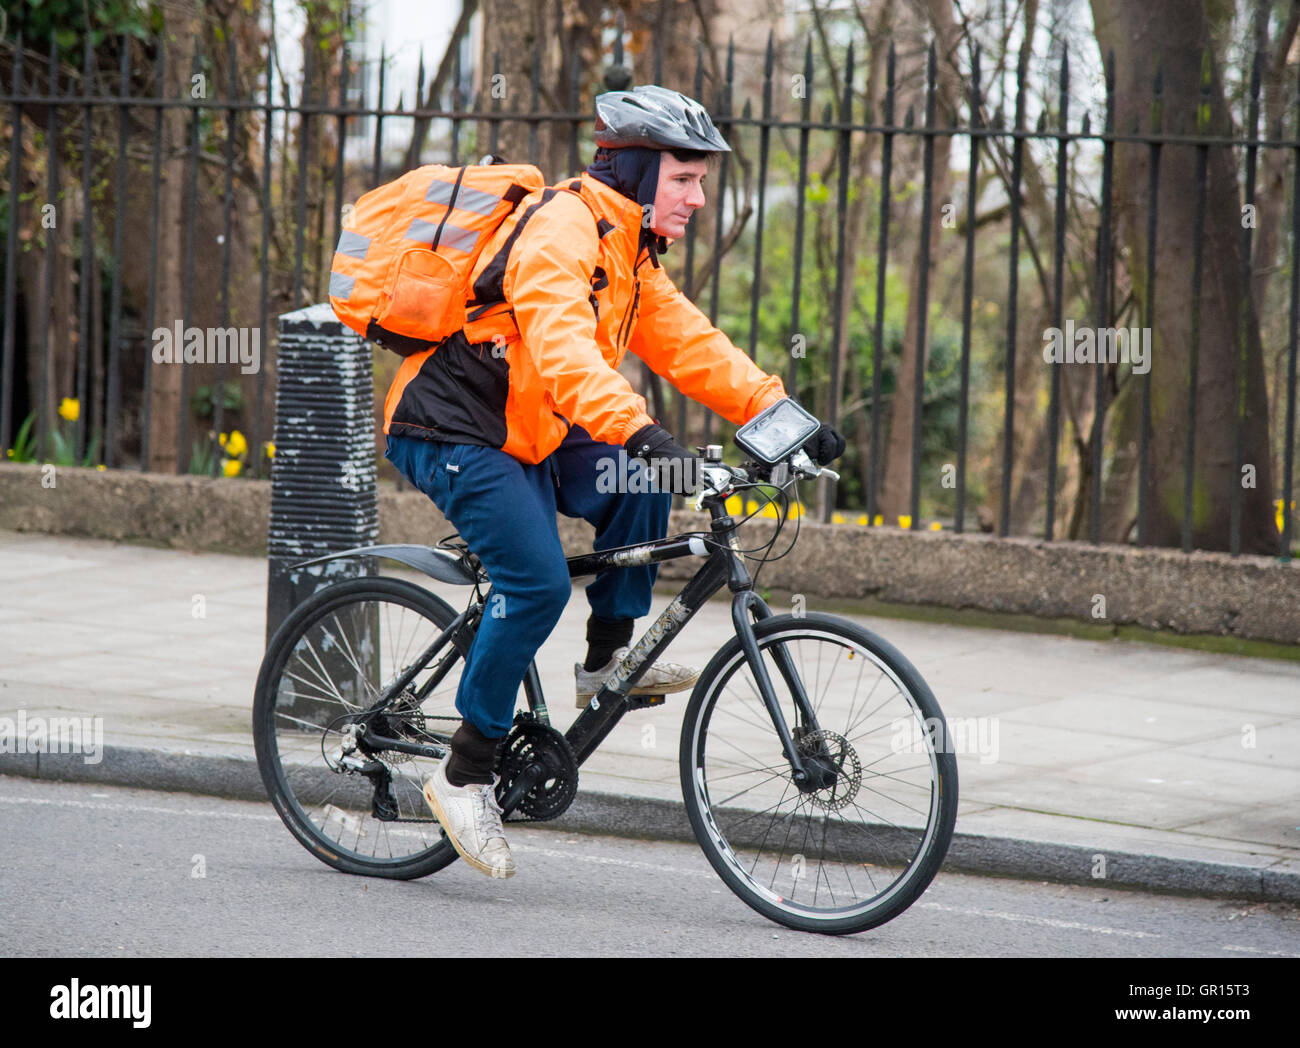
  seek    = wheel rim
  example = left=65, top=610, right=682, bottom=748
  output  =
left=263, top=590, right=468, bottom=867
left=689, top=627, right=949, bottom=922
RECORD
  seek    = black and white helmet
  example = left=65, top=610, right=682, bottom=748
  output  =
left=593, top=85, right=731, bottom=153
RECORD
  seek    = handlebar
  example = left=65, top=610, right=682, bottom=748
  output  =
left=687, top=447, right=839, bottom=511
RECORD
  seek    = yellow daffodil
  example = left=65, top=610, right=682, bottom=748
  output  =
left=872, top=514, right=883, bottom=526
left=225, top=430, right=248, bottom=457
left=898, top=515, right=912, bottom=529
left=929, top=521, right=942, bottom=531
left=221, top=457, right=242, bottom=477
left=95, top=464, right=106, bottom=471
left=264, top=441, right=276, bottom=458
left=58, top=397, right=79, bottom=422
left=831, top=512, right=846, bottom=524
left=857, top=514, right=869, bottom=525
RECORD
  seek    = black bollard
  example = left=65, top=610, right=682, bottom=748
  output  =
left=266, top=304, right=379, bottom=721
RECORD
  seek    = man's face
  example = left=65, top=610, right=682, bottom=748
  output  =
left=650, top=154, right=708, bottom=239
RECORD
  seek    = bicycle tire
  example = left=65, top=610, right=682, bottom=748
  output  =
left=679, top=612, right=958, bottom=934
left=252, top=575, right=539, bottom=879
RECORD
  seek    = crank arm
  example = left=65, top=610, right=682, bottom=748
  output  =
left=496, top=760, right=546, bottom=818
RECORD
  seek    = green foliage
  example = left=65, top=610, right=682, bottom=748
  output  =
left=190, top=382, right=243, bottom=420
left=3, top=0, right=158, bottom=54
left=7, top=411, right=36, bottom=462
left=5, top=411, right=101, bottom=466
left=187, top=435, right=217, bottom=476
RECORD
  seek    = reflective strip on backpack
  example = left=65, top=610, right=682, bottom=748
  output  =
left=425, top=177, right=502, bottom=217
left=335, top=230, right=371, bottom=259
left=329, top=271, right=356, bottom=300
left=404, top=217, right=480, bottom=254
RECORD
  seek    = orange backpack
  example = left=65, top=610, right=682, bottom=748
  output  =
left=329, top=160, right=547, bottom=355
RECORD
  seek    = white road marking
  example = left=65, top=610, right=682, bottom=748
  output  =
left=1221, top=944, right=1298, bottom=957
left=0, top=793, right=280, bottom=822
left=0, top=791, right=715, bottom=878
left=509, top=841, right=715, bottom=880
left=916, top=901, right=1160, bottom=939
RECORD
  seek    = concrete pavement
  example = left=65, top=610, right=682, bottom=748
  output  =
left=1, top=529, right=1297, bottom=903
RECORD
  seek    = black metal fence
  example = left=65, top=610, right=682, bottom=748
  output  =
left=1, top=10, right=1298, bottom=558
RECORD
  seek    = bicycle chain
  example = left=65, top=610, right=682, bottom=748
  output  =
left=494, top=716, right=579, bottom=822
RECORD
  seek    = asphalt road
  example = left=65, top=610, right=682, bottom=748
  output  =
left=2, top=776, right=1297, bottom=958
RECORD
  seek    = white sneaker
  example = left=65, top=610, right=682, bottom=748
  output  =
left=574, top=646, right=699, bottom=709
left=422, top=759, right=515, bottom=878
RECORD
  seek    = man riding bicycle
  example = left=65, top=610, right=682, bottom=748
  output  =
left=383, top=85, right=845, bottom=878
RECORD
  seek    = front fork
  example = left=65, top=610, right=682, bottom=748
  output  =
left=730, top=589, right=832, bottom=791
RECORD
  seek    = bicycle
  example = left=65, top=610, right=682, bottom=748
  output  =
left=252, top=435, right=958, bottom=935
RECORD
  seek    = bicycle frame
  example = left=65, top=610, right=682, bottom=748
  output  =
left=501, top=494, right=826, bottom=816
left=307, top=492, right=827, bottom=817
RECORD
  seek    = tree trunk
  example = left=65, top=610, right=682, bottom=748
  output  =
left=1090, top=0, right=1276, bottom=553
left=147, top=0, right=199, bottom=473
left=877, top=0, right=961, bottom=524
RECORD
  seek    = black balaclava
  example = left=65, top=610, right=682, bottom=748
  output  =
left=585, top=146, right=667, bottom=263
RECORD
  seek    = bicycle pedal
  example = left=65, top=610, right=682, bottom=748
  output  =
left=626, top=693, right=666, bottom=710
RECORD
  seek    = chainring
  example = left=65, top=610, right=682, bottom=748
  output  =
left=495, top=717, right=579, bottom=822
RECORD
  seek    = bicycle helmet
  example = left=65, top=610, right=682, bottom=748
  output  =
left=593, top=85, right=731, bottom=153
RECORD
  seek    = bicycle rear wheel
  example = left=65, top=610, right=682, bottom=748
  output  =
left=252, top=576, right=538, bottom=879
left=679, top=612, right=957, bottom=934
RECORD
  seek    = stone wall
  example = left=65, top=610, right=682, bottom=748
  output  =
left=2, top=462, right=1296, bottom=643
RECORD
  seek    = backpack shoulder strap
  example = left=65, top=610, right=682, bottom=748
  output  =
left=563, top=178, right=619, bottom=240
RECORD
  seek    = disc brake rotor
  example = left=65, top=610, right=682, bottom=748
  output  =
left=795, top=728, right=862, bottom=812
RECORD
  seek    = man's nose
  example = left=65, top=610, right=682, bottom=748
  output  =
left=687, top=183, right=706, bottom=208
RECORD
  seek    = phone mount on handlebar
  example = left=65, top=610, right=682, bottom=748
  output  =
left=733, top=397, right=820, bottom=466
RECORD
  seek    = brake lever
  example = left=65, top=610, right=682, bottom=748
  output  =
left=689, top=464, right=744, bottom=511
left=790, top=449, right=840, bottom=482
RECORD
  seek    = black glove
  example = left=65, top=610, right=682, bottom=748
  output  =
left=625, top=423, right=701, bottom=494
left=808, top=422, right=846, bottom=466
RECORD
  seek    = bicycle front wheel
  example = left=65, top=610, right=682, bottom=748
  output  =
left=680, top=612, right=957, bottom=934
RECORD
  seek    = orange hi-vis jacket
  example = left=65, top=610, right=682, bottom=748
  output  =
left=382, top=171, right=786, bottom=464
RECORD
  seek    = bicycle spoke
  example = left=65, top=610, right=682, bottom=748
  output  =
left=712, top=768, right=790, bottom=809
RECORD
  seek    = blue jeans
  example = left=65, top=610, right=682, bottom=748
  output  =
left=385, top=427, right=671, bottom=738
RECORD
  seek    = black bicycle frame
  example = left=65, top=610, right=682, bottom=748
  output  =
left=496, top=495, right=824, bottom=816
left=350, top=492, right=825, bottom=808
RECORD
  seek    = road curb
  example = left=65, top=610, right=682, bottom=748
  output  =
left=4, top=744, right=1296, bottom=905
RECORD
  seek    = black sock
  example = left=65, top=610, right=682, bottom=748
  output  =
left=584, top=613, right=634, bottom=672
left=445, top=720, right=501, bottom=787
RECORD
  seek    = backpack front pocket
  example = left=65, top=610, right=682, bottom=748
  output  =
left=375, top=246, right=465, bottom=342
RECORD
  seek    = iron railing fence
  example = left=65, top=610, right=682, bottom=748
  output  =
left=0, top=12, right=1297, bottom=557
